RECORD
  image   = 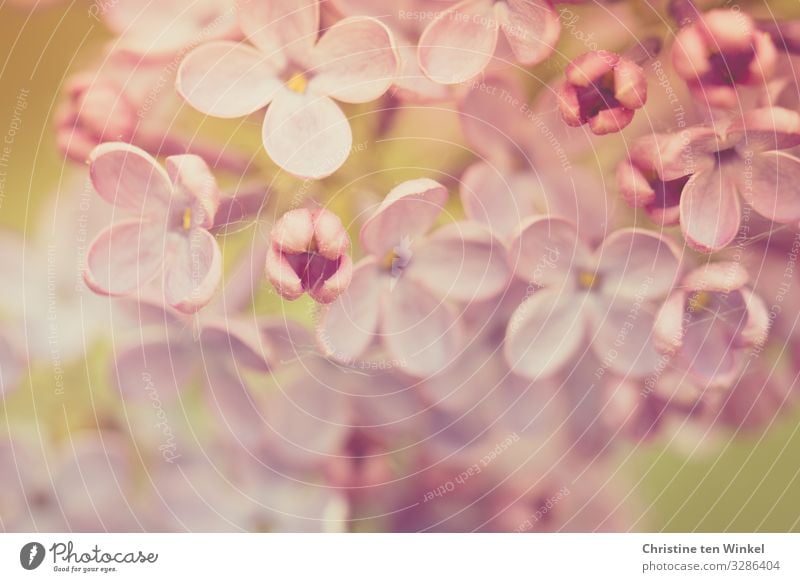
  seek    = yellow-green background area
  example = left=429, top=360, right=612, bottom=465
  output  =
left=1, top=1, right=799, bottom=532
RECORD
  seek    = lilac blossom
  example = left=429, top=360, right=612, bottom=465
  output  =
left=618, top=107, right=800, bottom=252
left=317, top=178, right=510, bottom=377
left=505, top=217, right=681, bottom=380
left=653, top=261, right=769, bottom=388
left=417, top=0, right=561, bottom=84
left=176, top=0, right=399, bottom=178
left=84, top=142, right=223, bottom=313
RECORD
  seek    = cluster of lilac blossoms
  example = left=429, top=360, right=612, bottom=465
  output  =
left=3, top=0, right=800, bottom=533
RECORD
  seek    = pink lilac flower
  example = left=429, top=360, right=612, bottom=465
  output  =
left=558, top=50, right=648, bottom=135
left=505, top=217, right=681, bottom=380
left=145, top=440, right=348, bottom=532
left=672, top=9, right=777, bottom=109
left=757, top=53, right=800, bottom=116
left=617, top=107, right=800, bottom=252
left=398, top=422, right=631, bottom=531
left=113, top=299, right=273, bottom=451
left=653, top=261, right=769, bottom=388
left=417, top=0, right=560, bottom=84
left=331, top=0, right=457, bottom=101
left=56, top=50, right=251, bottom=172
left=317, top=178, right=510, bottom=377
left=745, top=241, right=800, bottom=352
left=176, top=0, right=399, bottom=178
left=457, top=74, right=611, bottom=244
left=265, top=207, right=353, bottom=304
left=716, top=355, right=798, bottom=431
left=0, top=431, right=139, bottom=532
left=101, top=0, right=239, bottom=57
left=84, top=142, right=223, bottom=313
left=458, top=74, right=536, bottom=167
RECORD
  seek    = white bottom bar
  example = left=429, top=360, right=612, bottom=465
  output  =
left=1, top=533, right=798, bottom=581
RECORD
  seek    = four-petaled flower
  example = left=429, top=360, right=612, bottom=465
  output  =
left=317, top=178, right=510, bottom=377
left=84, top=142, right=223, bottom=313
left=177, top=0, right=399, bottom=178
left=617, top=107, right=800, bottom=253
left=505, top=217, right=681, bottom=380
left=653, top=261, right=769, bottom=387
left=418, top=0, right=560, bottom=84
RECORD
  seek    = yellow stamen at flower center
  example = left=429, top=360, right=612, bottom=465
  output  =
left=688, top=290, right=711, bottom=313
left=382, top=250, right=399, bottom=270
left=286, top=72, right=309, bottom=94
left=182, top=207, right=192, bottom=231
left=577, top=270, right=599, bottom=290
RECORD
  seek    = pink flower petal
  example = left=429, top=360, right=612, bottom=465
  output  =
left=262, top=374, right=350, bottom=468
left=587, top=297, right=661, bottom=377
left=177, top=41, right=282, bottom=118
left=739, top=288, right=769, bottom=348
left=163, top=229, right=222, bottom=313
left=460, top=162, right=536, bottom=239
left=113, top=340, right=193, bottom=404
left=265, top=245, right=305, bottom=301
left=89, top=142, right=172, bottom=213
left=683, top=261, right=749, bottom=293
left=616, top=159, right=656, bottom=209
left=739, top=151, right=800, bottom=223
left=56, top=434, right=136, bottom=531
left=200, top=319, right=271, bottom=373
left=262, top=90, right=352, bottom=179
left=595, top=229, right=680, bottom=301
left=588, top=106, right=635, bottom=135
left=418, top=0, right=498, bottom=84
left=165, top=155, right=220, bottom=229
left=505, top=288, right=587, bottom=380
left=381, top=277, right=464, bottom=377
left=392, top=41, right=452, bottom=102
left=309, top=254, right=353, bottom=304
left=653, top=290, right=687, bottom=355
left=630, top=128, right=718, bottom=182
left=680, top=168, right=742, bottom=253
left=458, top=74, right=530, bottom=165
left=312, top=208, right=351, bottom=260
left=84, top=220, right=165, bottom=296
left=360, top=178, right=448, bottom=258
left=407, top=222, right=510, bottom=302
left=237, top=0, right=319, bottom=65
left=729, top=107, right=800, bottom=152
left=310, top=16, right=399, bottom=103
left=271, top=208, right=315, bottom=253
left=103, top=0, right=238, bottom=56
left=680, top=296, right=744, bottom=386
left=204, top=361, right=268, bottom=449
left=496, top=0, right=559, bottom=66
left=148, top=449, right=251, bottom=531
left=508, top=216, right=587, bottom=288
left=317, top=258, right=384, bottom=362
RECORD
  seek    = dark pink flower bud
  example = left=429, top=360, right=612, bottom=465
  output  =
left=266, top=208, right=352, bottom=304
left=672, top=9, right=777, bottom=108
left=558, top=50, right=647, bottom=135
